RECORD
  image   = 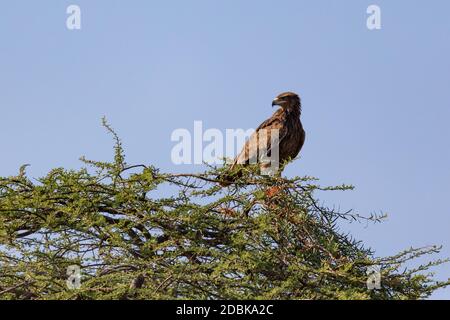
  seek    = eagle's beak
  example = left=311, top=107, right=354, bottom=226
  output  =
left=272, top=98, right=282, bottom=107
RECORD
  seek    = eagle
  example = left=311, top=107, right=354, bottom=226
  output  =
left=220, top=92, right=305, bottom=186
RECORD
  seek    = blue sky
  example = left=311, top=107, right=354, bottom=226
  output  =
left=1, top=1, right=449, bottom=298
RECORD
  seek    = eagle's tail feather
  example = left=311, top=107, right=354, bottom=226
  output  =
left=218, top=168, right=243, bottom=187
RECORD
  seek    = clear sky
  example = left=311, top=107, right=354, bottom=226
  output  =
left=1, top=1, right=449, bottom=298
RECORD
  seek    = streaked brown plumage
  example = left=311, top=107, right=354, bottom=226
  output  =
left=220, top=92, right=305, bottom=186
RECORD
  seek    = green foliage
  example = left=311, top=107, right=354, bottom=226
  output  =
left=0, top=120, right=448, bottom=299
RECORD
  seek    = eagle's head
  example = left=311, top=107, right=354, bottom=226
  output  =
left=272, top=92, right=301, bottom=112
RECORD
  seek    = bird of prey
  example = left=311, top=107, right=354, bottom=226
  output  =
left=220, top=92, right=305, bottom=186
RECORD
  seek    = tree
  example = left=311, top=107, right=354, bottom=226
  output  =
left=0, top=119, right=448, bottom=300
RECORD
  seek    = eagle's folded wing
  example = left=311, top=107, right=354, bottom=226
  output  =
left=231, top=116, right=287, bottom=169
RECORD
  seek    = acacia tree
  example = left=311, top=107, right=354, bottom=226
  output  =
left=0, top=120, right=448, bottom=299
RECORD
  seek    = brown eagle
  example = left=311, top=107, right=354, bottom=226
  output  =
left=220, top=92, right=305, bottom=186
